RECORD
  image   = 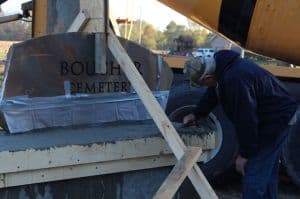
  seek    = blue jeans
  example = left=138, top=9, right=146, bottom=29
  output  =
left=242, top=127, right=290, bottom=199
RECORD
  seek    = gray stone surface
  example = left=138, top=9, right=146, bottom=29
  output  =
left=0, top=120, right=160, bottom=152
left=0, top=91, right=168, bottom=133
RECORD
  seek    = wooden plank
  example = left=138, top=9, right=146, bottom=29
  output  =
left=0, top=155, right=181, bottom=188
left=0, top=134, right=214, bottom=174
left=80, top=0, right=105, bottom=32
left=32, top=0, right=48, bottom=37
left=262, top=65, right=300, bottom=79
left=162, top=55, right=189, bottom=69
left=153, top=147, right=202, bottom=199
left=107, top=28, right=218, bottom=199
left=67, top=10, right=90, bottom=32
left=78, top=0, right=107, bottom=74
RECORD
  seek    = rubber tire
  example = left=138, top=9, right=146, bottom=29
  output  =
left=166, top=82, right=239, bottom=180
left=282, top=108, right=300, bottom=187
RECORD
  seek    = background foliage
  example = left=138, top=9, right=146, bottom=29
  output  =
left=118, top=20, right=212, bottom=51
left=0, top=8, right=210, bottom=51
left=0, top=11, right=31, bottom=41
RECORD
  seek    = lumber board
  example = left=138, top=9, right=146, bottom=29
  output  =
left=32, top=0, right=47, bottom=37
left=107, top=27, right=218, bottom=199
left=153, top=147, right=202, bottom=199
left=0, top=155, right=176, bottom=188
left=0, top=120, right=215, bottom=188
left=0, top=133, right=214, bottom=174
left=79, top=0, right=105, bottom=32
left=67, top=9, right=90, bottom=32
left=262, top=65, right=300, bottom=79
left=163, top=55, right=189, bottom=69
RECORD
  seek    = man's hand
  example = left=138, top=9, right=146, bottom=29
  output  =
left=183, top=113, right=197, bottom=127
left=235, top=155, right=248, bottom=176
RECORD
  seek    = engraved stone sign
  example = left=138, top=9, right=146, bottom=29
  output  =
left=1, top=32, right=173, bottom=99
left=0, top=33, right=173, bottom=133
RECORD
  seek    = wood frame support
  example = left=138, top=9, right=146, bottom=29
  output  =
left=67, top=10, right=90, bottom=32
left=64, top=3, right=217, bottom=197
left=107, top=27, right=218, bottom=199
left=68, top=7, right=107, bottom=74
left=153, top=147, right=202, bottom=199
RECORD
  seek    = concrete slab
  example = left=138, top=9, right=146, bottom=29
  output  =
left=0, top=120, right=212, bottom=152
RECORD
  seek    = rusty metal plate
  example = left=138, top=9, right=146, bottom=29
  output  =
left=1, top=32, right=173, bottom=99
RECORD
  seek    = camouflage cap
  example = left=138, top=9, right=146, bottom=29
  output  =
left=183, top=57, right=205, bottom=87
left=183, top=56, right=216, bottom=87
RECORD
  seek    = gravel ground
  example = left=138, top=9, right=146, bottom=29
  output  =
left=216, top=185, right=300, bottom=199
left=213, top=170, right=300, bottom=199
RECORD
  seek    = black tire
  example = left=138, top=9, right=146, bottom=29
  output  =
left=166, top=77, right=239, bottom=180
left=282, top=108, right=300, bottom=187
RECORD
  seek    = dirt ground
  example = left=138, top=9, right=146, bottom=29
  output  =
left=0, top=41, right=16, bottom=53
left=216, top=184, right=300, bottom=199
left=0, top=64, right=4, bottom=74
left=213, top=169, right=300, bottom=199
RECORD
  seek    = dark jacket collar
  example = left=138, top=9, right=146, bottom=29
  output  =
left=214, top=50, right=240, bottom=79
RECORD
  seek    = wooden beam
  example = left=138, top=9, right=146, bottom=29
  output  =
left=66, top=9, right=107, bottom=74
left=0, top=134, right=214, bottom=174
left=67, top=10, right=90, bottom=32
left=0, top=155, right=180, bottom=188
left=163, top=55, right=189, bottom=69
left=80, top=0, right=105, bottom=32
left=0, top=133, right=214, bottom=188
left=153, top=147, right=202, bottom=199
left=107, top=27, right=218, bottom=199
left=78, top=0, right=108, bottom=74
left=262, top=65, right=300, bottom=79
left=33, top=0, right=48, bottom=37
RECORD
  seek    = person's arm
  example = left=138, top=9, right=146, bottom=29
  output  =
left=193, top=87, right=218, bottom=118
left=224, top=78, right=259, bottom=159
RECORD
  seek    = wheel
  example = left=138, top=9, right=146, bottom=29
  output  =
left=169, top=105, right=223, bottom=164
left=166, top=80, right=238, bottom=180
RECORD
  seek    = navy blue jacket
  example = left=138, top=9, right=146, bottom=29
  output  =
left=193, top=50, right=297, bottom=159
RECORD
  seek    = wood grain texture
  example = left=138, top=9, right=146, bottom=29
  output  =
left=67, top=10, right=90, bottom=32
left=153, top=147, right=202, bottom=199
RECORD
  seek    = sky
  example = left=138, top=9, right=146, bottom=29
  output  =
left=0, top=0, right=28, bottom=15
left=1, top=0, right=189, bottom=31
left=110, top=0, right=189, bottom=30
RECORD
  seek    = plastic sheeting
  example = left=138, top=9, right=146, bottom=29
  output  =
left=0, top=91, right=169, bottom=134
